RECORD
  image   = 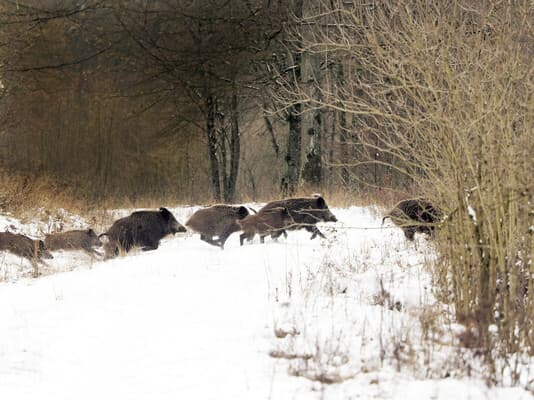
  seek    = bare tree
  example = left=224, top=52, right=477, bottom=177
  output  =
left=113, top=0, right=284, bottom=203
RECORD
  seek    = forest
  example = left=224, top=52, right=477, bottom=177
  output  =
left=0, top=0, right=434, bottom=206
left=0, top=0, right=533, bottom=392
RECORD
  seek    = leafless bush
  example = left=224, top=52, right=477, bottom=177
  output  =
left=292, top=0, right=533, bottom=386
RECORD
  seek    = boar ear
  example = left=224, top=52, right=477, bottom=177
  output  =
left=159, top=207, right=171, bottom=220
left=87, top=228, right=95, bottom=235
left=39, top=240, right=46, bottom=250
left=237, top=206, right=249, bottom=218
left=316, top=196, right=326, bottom=208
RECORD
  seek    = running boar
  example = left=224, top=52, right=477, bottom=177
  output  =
left=0, top=232, right=53, bottom=261
left=186, top=205, right=249, bottom=248
left=238, top=207, right=294, bottom=245
left=45, top=229, right=102, bottom=256
left=100, top=207, right=186, bottom=259
left=382, top=198, right=442, bottom=240
left=261, top=196, right=337, bottom=239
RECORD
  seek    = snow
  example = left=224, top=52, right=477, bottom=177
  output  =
left=0, top=205, right=532, bottom=400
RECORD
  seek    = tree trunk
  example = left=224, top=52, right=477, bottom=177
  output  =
left=282, top=104, right=302, bottom=196
left=224, top=90, right=240, bottom=203
left=337, top=63, right=349, bottom=187
left=328, top=110, right=336, bottom=191
left=205, top=94, right=221, bottom=201
left=281, top=0, right=303, bottom=196
left=263, top=112, right=279, bottom=158
left=301, top=2, right=322, bottom=187
left=302, top=92, right=322, bottom=185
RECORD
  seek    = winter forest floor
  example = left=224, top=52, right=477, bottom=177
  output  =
left=0, top=206, right=532, bottom=400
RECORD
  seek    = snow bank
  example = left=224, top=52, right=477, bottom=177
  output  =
left=0, top=206, right=532, bottom=400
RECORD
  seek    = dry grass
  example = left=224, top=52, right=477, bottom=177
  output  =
left=0, top=168, right=85, bottom=215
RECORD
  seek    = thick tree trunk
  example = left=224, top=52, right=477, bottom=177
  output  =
left=302, top=92, right=322, bottom=185
left=301, top=1, right=322, bottom=187
left=282, top=104, right=302, bottom=196
left=205, top=94, right=221, bottom=201
left=281, top=0, right=303, bottom=196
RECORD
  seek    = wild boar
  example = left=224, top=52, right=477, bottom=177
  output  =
left=382, top=198, right=442, bottom=240
left=186, top=205, right=249, bottom=248
left=45, top=229, right=102, bottom=256
left=100, top=207, right=186, bottom=259
left=260, top=196, right=338, bottom=239
left=238, top=207, right=294, bottom=245
left=0, top=232, right=53, bottom=261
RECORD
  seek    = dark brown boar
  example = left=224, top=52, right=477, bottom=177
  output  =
left=186, top=205, right=249, bottom=248
left=100, top=207, right=186, bottom=259
left=382, top=198, right=442, bottom=240
left=238, top=207, right=294, bottom=245
left=0, top=232, right=53, bottom=261
left=260, top=196, right=338, bottom=240
left=45, top=229, right=102, bottom=256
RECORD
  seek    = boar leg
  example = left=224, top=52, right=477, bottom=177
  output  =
left=85, top=247, right=103, bottom=259
left=200, top=234, right=223, bottom=248
left=240, top=233, right=253, bottom=246
left=141, top=239, right=160, bottom=251
left=217, top=231, right=235, bottom=248
left=103, top=242, right=119, bottom=260
left=403, top=227, right=416, bottom=241
left=307, top=226, right=326, bottom=240
left=417, top=225, right=434, bottom=238
left=270, top=230, right=286, bottom=241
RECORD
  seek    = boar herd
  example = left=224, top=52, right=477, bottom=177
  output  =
left=0, top=195, right=442, bottom=268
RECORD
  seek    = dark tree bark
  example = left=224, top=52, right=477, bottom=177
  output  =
left=282, top=103, right=302, bottom=196
left=224, top=90, right=240, bottom=203
left=281, top=0, right=303, bottom=196
left=205, top=94, right=221, bottom=201
left=302, top=90, right=323, bottom=185
left=328, top=109, right=336, bottom=191
left=339, top=109, right=349, bottom=187
left=263, top=112, right=280, bottom=158
left=208, top=88, right=241, bottom=203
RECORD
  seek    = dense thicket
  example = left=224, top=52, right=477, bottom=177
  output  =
left=289, top=0, right=533, bottom=385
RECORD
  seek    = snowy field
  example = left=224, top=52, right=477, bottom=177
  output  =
left=0, top=206, right=532, bottom=400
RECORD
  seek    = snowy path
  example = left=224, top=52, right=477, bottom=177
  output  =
left=0, top=238, right=302, bottom=399
left=0, top=207, right=532, bottom=400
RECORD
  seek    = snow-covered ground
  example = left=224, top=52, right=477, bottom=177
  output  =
left=0, top=206, right=532, bottom=400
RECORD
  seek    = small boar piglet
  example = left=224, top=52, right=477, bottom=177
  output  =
left=45, top=229, right=102, bottom=256
left=0, top=232, right=53, bottom=261
left=238, top=207, right=294, bottom=245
